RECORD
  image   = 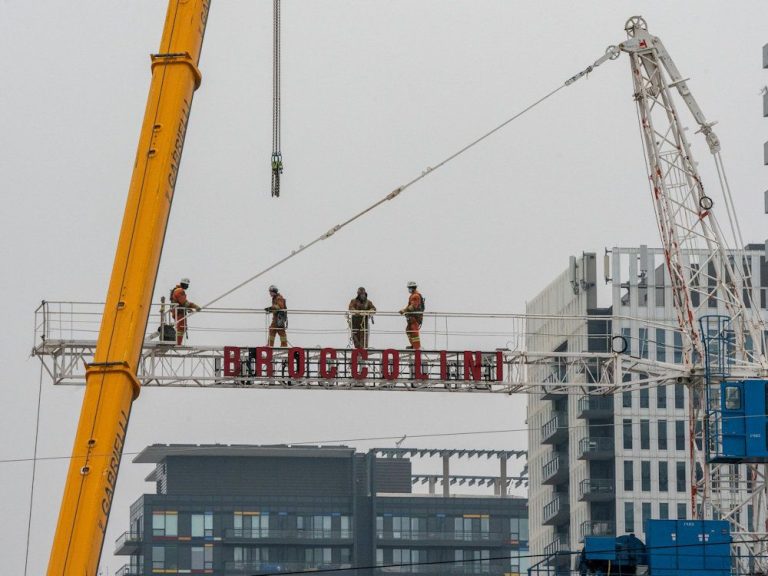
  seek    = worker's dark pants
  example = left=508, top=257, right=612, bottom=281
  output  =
left=269, top=322, right=288, bottom=347
left=351, top=316, right=370, bottom=348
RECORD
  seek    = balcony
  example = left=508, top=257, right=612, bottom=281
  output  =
left=114, top=531, right=142, bottom=555
left=541, top=412, right=568, bottom=444
left=578, top=478, right=615, bottom=502
left=577, top=437, right=614, bottom=460
left=543, top=536, right=571, bottom=567
left=542, top=494, right=570, bottom=526
left=541, top=453, right=568, bottom=485
left=224, top=528, right=353, bottom=542
left=577, top=395, right=613, bottom=419
left=225, top=561, right=350, bottom=575
left=580, top=520, right=616, bottom=541
left=116, top=566, right=142, bottom=576
left=376, top=530, right=506, bottom=545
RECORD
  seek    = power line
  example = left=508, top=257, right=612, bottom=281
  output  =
left=4, top=411, right=768, bottom=467
left=199, top=49, right=618, bottom=311
left=248, top=537, right=768, bottom=576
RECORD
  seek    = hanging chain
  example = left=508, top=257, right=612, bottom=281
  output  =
left=271, top=0, right=283, bottom=197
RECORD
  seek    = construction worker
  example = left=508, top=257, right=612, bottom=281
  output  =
left=170, top=277, right=201, bottom=345
left=399, top=281, right=424, bottom=349
left=265, top=285, right=288, bottom=347
left=348, top=287, right=376, bottom=348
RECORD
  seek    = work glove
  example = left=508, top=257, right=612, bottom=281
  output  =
left=264, top=307, right=272, bottom=313
left=194, top=305, right=202, bottom=312
left=399, top=308, right=406, bottom=315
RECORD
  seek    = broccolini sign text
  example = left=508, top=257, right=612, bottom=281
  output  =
left=221, top=347, right=504, bottom=383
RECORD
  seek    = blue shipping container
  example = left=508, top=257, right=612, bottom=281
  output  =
left=646, top=519, right=730, bottom=576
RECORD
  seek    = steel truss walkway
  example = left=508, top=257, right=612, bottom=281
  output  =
left=32, top=301, right=694, bottom=393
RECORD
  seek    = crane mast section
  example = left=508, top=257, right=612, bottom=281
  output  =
left=47, top=1, right=210, bottom=574
left=620, top=24, right=765, bottom=369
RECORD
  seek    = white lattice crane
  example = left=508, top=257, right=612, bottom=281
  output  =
left=619, top=16, right=768, bottom=573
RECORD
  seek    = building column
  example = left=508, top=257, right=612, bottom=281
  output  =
left=500, top=455, right=508, bottom=498
left=442, top=453, right=450, bottom=497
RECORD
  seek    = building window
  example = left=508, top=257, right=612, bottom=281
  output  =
left=673, top=332, right=683, bottom=364
left=656, top=329, right=666, bottom=361
left=624, top=460, right=634, bottom=491
left=152, top=546, right=164, bottom=570
left=234, top=512, right=269, bottom=538
left=191, top=545, right=213, bottom=570
left=676, top=462, right=687, bottom=492
left=510, top=517, right=529, bottom=542
left=624, top=502, right=634, bottom=533
left=674, top=383, right=685, bottom=409
left=306, top=547, right=333, bottom=567
left=677, top=503, right=687, bottom=519
left=659, top=503, right=669, bottom=520
left=622, top=327, right=632, bottom=355
left=191, top=512, right=213, bottom=538
left=622, top=374, right=632, bottom=408
left=341, top=516, right=352, bottom=538
left=659, top=461, right=668, bottom=492
left=639, top=384, right=649, bottom=408
left=152, top=511, right=178, bottom=537
left=642, top=503, right=651, bottom=533
left=623, top=419, right=633, bottom=450
left=641, top=461, right=651, bottom=491
left=152, top=545, right=177, bottom=570
left=454, top=515, right=489, bottom=541
left=640, top=420, right=650, bottom=449
left=658, top=420, right=668, bottom=450
left=657, top=385, right=667, bottom=408
left=675, top=421, right=685, bottom=451
left=376, top=549, right=384, bottom=566
left=639, top=328, right=648, bottom=358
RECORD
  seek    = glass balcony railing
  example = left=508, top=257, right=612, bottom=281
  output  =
left=376, top=530, right=505, bottom=542
left=577, top=437, right=614, bottom=459
left=224, top=528, right=353, bottom=540
left=577, top=395, right=613, bottom=418
left=114, top=531, right=142, bottom=554
left=580, top=520, right=616, bottom=539
left=225, top=561, right=350, bottom=575
left=578, top=478, right=615, bottom=500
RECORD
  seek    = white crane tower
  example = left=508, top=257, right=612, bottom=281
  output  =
left=619, top=15, right=768, bottom=573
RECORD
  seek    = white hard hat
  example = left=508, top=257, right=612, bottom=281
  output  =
left=181, top=277, right=191, bottom=285
left=407, top=281, right=417, bottom=288
left=269, top=284, right=278, bottom=292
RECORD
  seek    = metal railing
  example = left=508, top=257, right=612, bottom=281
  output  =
left=542, top=453, right=567, bottom=481
left=541, top=411, right=567, bottom=442
left=115, top=566, right=142, bottom=576
left=542, top=494, right=569, bottom=523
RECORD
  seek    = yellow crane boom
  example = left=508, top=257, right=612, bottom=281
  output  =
left=48, top=1, right=210, bottom=573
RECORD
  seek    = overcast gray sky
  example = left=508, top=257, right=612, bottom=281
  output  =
left=1, top=1, right=767, bottom=573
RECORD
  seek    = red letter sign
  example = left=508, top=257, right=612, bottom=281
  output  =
left=464, top=351, right=483, bottom=381
left=352, top=348, right=369, bottom=380
left=320, top=348, right=338, bottom=378
left=288, top=347, right=306, bottom=378
left=223, top=346, right=241, bottom=377
left=255, top=347, right=273, bottom=377
left=414, top=350, right=428, bottom=380
left=495, top=350, right=503, bottom=382
left=382, top=349, right=400, bottom=380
